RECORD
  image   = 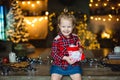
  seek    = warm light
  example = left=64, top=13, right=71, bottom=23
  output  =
left=27, top=1, right=31, bottom=4
left=31, top=24, right=34, bottom=27
left=16, top=1, right=19, bottom=3
left=95, top=18, right=98, bottom=21
left=98, top=0, right=101, bottom=1
left=116, top=18, right=119, bottom=21
left=108, top=18, right=111, bottom=21
left=108, top=14, right=112, bottom=18
left=101, top=32, right=110, bottom=39
left=39, top=17, right=43, bottom=21
left=22, top=1, right=25, bottom=5
left=45, top=16, right=48, bottom=20
left=103, top=19, right=106, bottom=21
left=31, top=4, right=35, bottom=7
left=90, top=0, right=93, bottom=3
left=25, top=20, right=31, bottom=25
left=98, top=17, right=101, bottom=20
left=90, top=16, right=94, bottom=19
left=89, top=3, right=92, bottom=7
left=103, top=3, right=107, bottom=6
left=111, top=7, right=115, bottom=10
left=118, top=3, right=120, bottom=6
left=24, top=16, right=48, bottom=39
left=95, top=3, right=98, bottom=7
left=45, top=11, right=49, bottom=15
left=33, top=18, right=37, bottom=23
left=36, top=1, right=40, bottom=4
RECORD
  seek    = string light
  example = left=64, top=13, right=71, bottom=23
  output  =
left=16, top=1, right=19, bottom=3
left=103, top=18, right=106, bottom=21
left=24, top=16, right=48, bottom=27
left=108, top=14, right=112, bottom=18
left=116, top=18, right=119, bottom=21
left=95, top=3, right=98, bottom=7
left=90, top=15, right=120, bottom=22
left=27, top=1, right=31, bottom=4
left=108, top=18, right=111, bottom=21
left=98, top=17, right=101, bottom=20
left=36, top=1, right=40, bottom=4
left=90, top=0, right=93, bottom=3
left=118, top=3, right=120, bottom=6
left=103, top=3, right=107, bottom=6
left=22, top=1, right=25, bottom=5
left=89, top=3, right=92, bottom=7
left=89, top=0, right=120, bottom=15
left=31, top=4, right=35, bottom=8
left=90, top=16, right=94, bottom=19
left=111, top=7, right=115, bottom=10
left=45, top=11, right=49, bottom=15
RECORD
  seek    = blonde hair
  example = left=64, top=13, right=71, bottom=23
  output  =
left=58, top=13, right=76, bottom=26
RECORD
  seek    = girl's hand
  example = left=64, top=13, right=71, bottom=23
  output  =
left=79, top=48, right=83, bottom=53
left=63, top=56, right=76, bottom=64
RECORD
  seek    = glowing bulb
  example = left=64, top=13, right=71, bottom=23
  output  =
left=31, top=24, right=34, bottom=27
left=116, top=18, right=119, bottom=21
left=103, top=19, right=106, bottom=21
left=89, top=3, right=92, bottom=7
left=118, top=3, right=120, bottom=6
left=111, top=7, right=115, bottom=10
left=95, top=4, right=98, bottom=7
left=27, top=1, right=31, bottom=4
left=90, top=16, right=93, bottom=19
left=103, top=3, right=107, bottom=6
left=36, top=1, right=40, bottom=4
left=95, top=18, right=98, bottom=21
left=16, top=1, right=19, bottom=3
left=45, top=17, right=48, bottom=20
left=39, top=17, right=43, bottom=21
left=101, top=32, right=110, bottom=39
left=90, top=0, right=93, bottom=3
left=108, top=18, right=111, bottom=21
left=98, top=17, right=101, bottom=20
left=22, top=1, right=25, bottom=5
left=45, top=11, right=49, bottom=15
left=31, top=4, right=35, bottom=7
left=33, top=18, right=37, bottom=23
left=108, top=14, right=112, bottom=18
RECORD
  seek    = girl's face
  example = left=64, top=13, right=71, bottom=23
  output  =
left=59, top=18, right=74, bottom=38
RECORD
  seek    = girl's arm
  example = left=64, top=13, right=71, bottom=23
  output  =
left=51, top=40, right=64, bottom=61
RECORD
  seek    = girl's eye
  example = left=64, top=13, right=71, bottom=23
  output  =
left=67, top=26, right=71, bottom=28
left=62, top=26, right=71, bottom=28
left=62, top=26, right=65, bottom=28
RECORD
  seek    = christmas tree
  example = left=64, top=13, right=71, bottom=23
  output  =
left=6, top=0, right=29, bottom=44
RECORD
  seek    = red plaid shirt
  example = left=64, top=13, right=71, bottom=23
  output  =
left=51, top=32, right=83, bottom=69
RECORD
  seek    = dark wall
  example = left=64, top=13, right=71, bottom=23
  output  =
left=48, top=0, right=89, bottom=15
left=0, top=40, right=12, bottom=58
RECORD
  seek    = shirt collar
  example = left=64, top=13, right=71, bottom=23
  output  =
left=58, top=32, right=73, bottom=39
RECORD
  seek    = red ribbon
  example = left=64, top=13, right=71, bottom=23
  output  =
left=67, top=46, right=79, bottom=51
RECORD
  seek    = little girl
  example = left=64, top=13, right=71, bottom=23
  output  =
left=50, top=12, right=84, bottom=80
